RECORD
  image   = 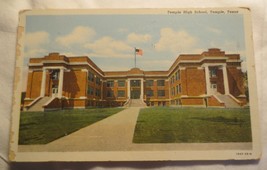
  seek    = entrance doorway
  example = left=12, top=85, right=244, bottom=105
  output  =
left=52, top=85, right=58, bottom=97
left=129, top=79, right=143, bottom=99
left=210, top=83, right=217, bottom=94
left=131, top=89, right=140, bottom=99
left=130, top=80, right=141, bottom=99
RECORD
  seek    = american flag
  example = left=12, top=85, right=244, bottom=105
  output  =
left=135, top=48, right=143, bottom=56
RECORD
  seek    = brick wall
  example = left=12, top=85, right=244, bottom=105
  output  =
left=208, top=96, right=225, bottom=107
left=216, top=69, right=225, bottom=94
left=25, top=71, right=42, bottom=99
left=63, top=70, right=87, bottom=98
left=183, top=68, right=206, bottom=96
left=227, top=67, right=245, bottom=96
left=62, top=99, right=87, bottom=108
left=181, top=98, right=204, bottom=106
left=44, top=98, right=61, bottom=109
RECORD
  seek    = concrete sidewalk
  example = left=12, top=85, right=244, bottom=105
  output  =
left=19, top=107, right=141, bottom=152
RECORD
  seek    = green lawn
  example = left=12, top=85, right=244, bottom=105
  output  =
left=19, top=108, right=124, bottom=145
left=133, top=107, right=252, bottom=143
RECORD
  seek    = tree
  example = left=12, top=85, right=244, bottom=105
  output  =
left=243, top=71, right=249, bottom=101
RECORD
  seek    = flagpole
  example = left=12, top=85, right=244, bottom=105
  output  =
left=134, top=47, right=136, bottom=68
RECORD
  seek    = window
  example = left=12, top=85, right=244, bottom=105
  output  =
left=95, top=89, right=101, bottom=97
left=178, top=84, right=182, bottom=93
left=146, top=90, right=154, bottom=97
left=88, top=71, right=94, bottom=82
left=170, top=76, right=174, bottom=84
left=210, top=68, right=217, bottom=78
left=107, top=90, right=114, bottom=97
left=210, top=83, right=217, bottom=89
left=51, top=70, right=59, bottom=80
left=146, top=80, right=154, bottom=86
left=96, top=77, right=101, bottom=85
left=131, top=80, right=140, bottom=87
left=118, top=90, right=125, bottom=97
left=176, top=70, right=180, bottom=80
left=107, top=80, right=114, bottom=87
left=52, top=84, right=58, bottom=94
left=157, top=80, right=165, bottom=86
left=176, top=85, right=179, bottom=94
left=171, top=87, right=175, bottom=96
left=118, top=80, right=125, bottom=87
left=157, top=90, right=165, bottom=97
left=176, top=99, right=181, bottom=105
left=87, top=86, right=94, bottom=95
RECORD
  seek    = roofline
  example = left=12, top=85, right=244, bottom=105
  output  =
left=28, top=50, right=242, bottom=78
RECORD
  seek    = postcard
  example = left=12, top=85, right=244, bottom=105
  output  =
left=9, top=8, right=261, bottom=162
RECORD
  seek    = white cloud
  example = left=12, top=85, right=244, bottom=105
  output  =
left=85, top=36, right=133, bottom=58
left=24, top=48, right=48, bottom=58
left=140, top=60, right=173, bottom=70
left=25, top=31, right=50, bottom=48
left=223, top=41, right=244, bottom=54
left=127, top=32, right=151, bottom=44
left=56, top=26, right=96, bottom=47
left=118, top=28, right=128, bottom=33
left=102, top=66, right=131, bottom=71
left=207, top=27, right=222, bottom=35
left=155, top=28, right=197, bottom=53
left=24, top=31, right=50, bottom=58
left=209, top=40, right=244, bottom=53
left=59, top=52, right=87, bottom=57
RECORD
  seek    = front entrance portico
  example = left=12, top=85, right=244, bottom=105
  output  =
left=203, top=63, right=229, bottom=95
left=127, top=78, right=144, bottom=99
left=40, top=67, right=66, bottom=98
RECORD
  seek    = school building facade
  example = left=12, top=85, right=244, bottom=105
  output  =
left=23, top=48, right=247, bottom=111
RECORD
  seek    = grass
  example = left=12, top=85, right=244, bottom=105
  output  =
left=133, top=107, right=252, bottom=143
left=19, top=107, right=124, bottom=145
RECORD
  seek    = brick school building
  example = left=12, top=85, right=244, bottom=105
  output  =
left=23, top=48, right=247, bottom=111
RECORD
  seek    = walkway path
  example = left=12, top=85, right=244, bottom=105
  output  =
left=19, top=106, right=252, bottom=152
left=19, top=107, right=141, bottom=152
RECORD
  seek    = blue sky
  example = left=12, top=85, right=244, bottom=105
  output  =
left=24, top=13, right=246, bottom=71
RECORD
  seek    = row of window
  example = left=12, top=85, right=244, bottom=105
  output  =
left=170, top=70, right=180, bottom=84
left=106, top=80, right=166, bottom=88
left=50, top=70, right=172, bottom=87
left=107, top=80, right=125, bottom=87
left=87, top=71, right=170, bottom=89
left=107, top=90, right=166, bottom=98
left=107, top=90, right=125, bottom=97
left=88, top=71, right=101, bottom=85
left=87, top=88, right=167, bottom=98
left=146, top=90, right=165, bottom=97
left=171, top=84, right=182, bottom=96
left=146, top=80, right=165, bottom=86
left=87, top=86, right=101, bottom=97
left=146, top=101, right=167, bottom=106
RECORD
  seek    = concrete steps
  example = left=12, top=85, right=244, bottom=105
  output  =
left=215, top=94, right=240, bottom=108
left=27, top=96, right=51, bottom=111
left=124, top=99, right=147, bottom=107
